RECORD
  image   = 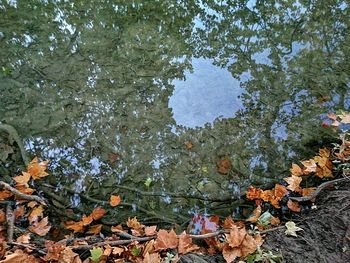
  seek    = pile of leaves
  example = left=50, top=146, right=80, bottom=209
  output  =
left=0, top=112, right=349, bottom=263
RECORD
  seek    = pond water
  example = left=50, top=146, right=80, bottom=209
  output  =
left=0, top=0, right=349, bottom=224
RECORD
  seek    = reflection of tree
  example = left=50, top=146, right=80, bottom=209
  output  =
left=192, top=0, right=349, bottom=183
left=1, top=0, right=349, bottom=222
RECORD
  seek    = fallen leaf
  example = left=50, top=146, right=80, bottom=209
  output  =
left=184, top=141, right=194, bottom=150
left=44, top=240, right=66, bottom=261
left=64, top=220, right=85, bottom=233
left=16, top=233, right=31, bottom=244
left=284, top=221, right=303, bottom=237
left=246, top=186, right=263, bottom=200
left=284, top=175, right=302, bottom=192
left=28, top=216, right=51, bottom=236
left=287, top=200, right=301, bottom=212
left=154, top=229, right=178, bottom=251
left=290, top=163, right=303, bottom=176
left=246, top=206, right=262, bottom=223
left=339, top=112, right=350, bottom=123
left=127, top=217, right=144, bottom=231
left=178, top=231, right=200, bottom=254
left=110, top=195, right=121, bottom=207
left=14, top=205, right=26, bottom=219
left=82, top=214, right=94, bottom=226
left=225, top=226, right=246, bottom=248
left=301, top=187, right=316, bottom=197
left=91, top=207, right=106, bottom=221
left=111, top=224, right=124, bottom=232
left=112, top=247, right=125, bottom=256
left=143, top=252, right=161, bottom=263
left=28, top=205, right=44, bottom=223
left=13, top=172, right=31, bottom=186
left=0, top=210, right=5, bottom=223
left=301, top=159, right=317, bottom=174
left=0, top=190, right=13, bottom=200
left=59, top=247, right=81, bottom=263
left=144, top=225, right=157, bottom=236
left=0, top=249, right=37, bottom=262
left=86, top=224, right=102, bottom=235
left=27, top=157, right=49, bottom=180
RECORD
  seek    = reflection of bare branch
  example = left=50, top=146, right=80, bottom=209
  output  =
left=113, top=184, right=237, bottom=202
left=0, top=123, right=29, bottom=165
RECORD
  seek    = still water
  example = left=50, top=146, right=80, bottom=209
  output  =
left=0, top=0, right=349, bottom=223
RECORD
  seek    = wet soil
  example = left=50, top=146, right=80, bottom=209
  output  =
left=180, top=180, right=350, bottom=263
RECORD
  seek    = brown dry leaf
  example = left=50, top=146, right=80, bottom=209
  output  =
left=274, top=184, right=289, bottom=199
left=270, top=215, right=280, bottom=226
left=91, top=207, right=106, bottom=221
left=290, top=163, right=303, bottom=176
left=216, top=157, right=232, bottom=175
left=44, top=240, right=66, bottom=261
left=127, top=217, right=144, bottom=231
left=222, top=244, right=242, bottom=263
left=287, top=200, right=301, bottom=212
left=16, top=233, right=31, bottom=244
left=28, top=205, right=44, bottom=223
left=29, top=216, right=51, bottom=236
left=241, top=234, right=263, bottom=257
left=14, top=205, right=26, bottom=219
left=284, top=175, right=302, bottom=192
left=319, top=148, right=330, bottom=158
left=15, top=184, right=35, bottom=196
left=27, top=201, right=38, bottom=208
left=142, top=240, right=156, bottom=256
left=301, top=159, right=317, bottom=174
left=246, top=186, right=263, bottom=200
left=111, top=224, right=124, bottom=232
left=222, top=216, right=237, bottom=230
left=0, top=241, right=6, bottom=259
left=154, top=229, right=178, bottom=251
left=110, top=195, right=121, bottom=207
left=0, top=249, right=37, bottom=263
left=13, top=172, right=31, bottom=186
left=315, top=165, right=333, bottom=178
left=144, top=225, right=157, bottom=236
left=64, top=220, right=85, bottom=233
left=59, top=247, right=82, bottom=263
left=225, top=226, right=246, bottom=248
left=0, top=210, right=5, bottom=223
left=27, top=157, right=49, bottom=180
left=178, top=231, right=200, bottom=254
left=86, top=224, right=102, bottom=235
left=112, top=246, right=125, bottom=256
left=143, top=252, right=161, bottom=263
left=246, top=206, right=262, bottom=223
left=82, top=214, right=94, bottom=226
left=0, top=190, right=13, bottom=200
left=302, top=187, right=316, bottom=197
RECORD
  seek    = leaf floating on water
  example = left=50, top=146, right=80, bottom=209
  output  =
left=216, top=157, right=232, bottom=175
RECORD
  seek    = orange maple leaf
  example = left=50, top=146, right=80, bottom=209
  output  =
left=301, top=159, right=317, bottom=174
left=27, top=157, right=49, bottom=180
left=143, top=252, right=161, bottom=263
left=225, top=226, right=246, bottom=248
left=81, top=214, right=94, bottom=226
left=246, top=186, right=263, bottom=200
left=28, top=206, right=44, bottom=223
left=0, top=190, right=13, bottom=200
left=64, top=220, right=85, bottom=233
left=13, top=172, right=31, bottom=186
left=127, top=217, right=144, bottom=231
left=290, top=163, right=303, bottom=176
left=284, top=175, right=302, bottom=192
left=154, top=229, right=178, bottom=251
left=91, top=207, right=106, bottom=220
left=109, top=195, right=121, bottom=207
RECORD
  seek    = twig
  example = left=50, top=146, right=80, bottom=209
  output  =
left=0, top=181, right=47, bottom=205
left=70, top=236, right=154, bottom=250
left=6, top=203, right=14, bottom=243
left=9, top=242, right=46, bottom=255
left=289, top=177, right=349, bottom=202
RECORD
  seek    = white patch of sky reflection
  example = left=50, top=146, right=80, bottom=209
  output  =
left=169, top=58, right=243, bottom=128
